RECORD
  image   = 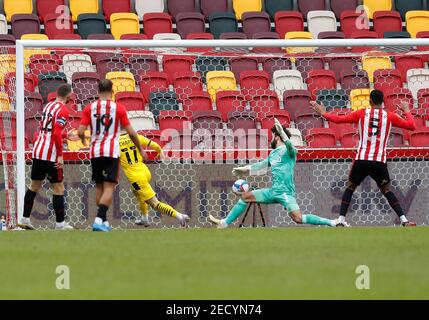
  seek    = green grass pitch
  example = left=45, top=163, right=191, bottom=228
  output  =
left=1, top=227, right=428, bottom=299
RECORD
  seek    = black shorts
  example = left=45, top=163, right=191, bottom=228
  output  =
left=91, top=157, right=120, bottom=184
left=349, top=160, right=391, bottom=188
left=31, top=159, right=63, bottom=184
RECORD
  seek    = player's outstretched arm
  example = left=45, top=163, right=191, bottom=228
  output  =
left=391, top=102, right=417, bottom=131
left=311, top=101, right=362, bottom=124
left=125, top=125, right=148, bottom=162
left=77, top=125, right=87, bottom=145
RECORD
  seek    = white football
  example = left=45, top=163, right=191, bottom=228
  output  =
left=232, top=179, right=250, bottom=194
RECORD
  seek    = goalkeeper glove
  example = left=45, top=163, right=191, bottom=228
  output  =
left=274, top=118, right=289, bottom=142
left=232, top=166, right=251, bottom=177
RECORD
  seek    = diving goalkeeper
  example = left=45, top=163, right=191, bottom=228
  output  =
left=119, top=132, right=190, bottom=227
left=209, top=119, right=337, bottom=228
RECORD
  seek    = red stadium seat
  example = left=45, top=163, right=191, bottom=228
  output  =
left=330, top=0, right=359, bottom=19
left=127, top=55, right=159, bottom=80
left=176, top=12, right=205, bottom=39
left=54, top=34, right=82, bottom=40
left=72, top=72, right=101, bottom=105
left=162, top=55, right=195, bottom=80
left=181, top=92, right=212, bottom=112
left=252, top=32, right=280, bottom=39
left=295, top=109, right=325, bottom=136
left=373, top=69, right=403, bottom=92
left=0, top=34, right=16, bottom=46
left=29, top=55, right=60, bottom=76
left=102, top=0, right=131, bottom=21
left=297, top=0, right=326, bottom=17
left=242, top=11, right=271, bottom=39
left=417, top=88, right=429, bottom=118
left=138, top=130, right=164, bottom=148
left=394, top=55, right=425, bottom=82
left=36, top=0, right=65, bottom=22
left=216, top=90, right=246, bottom=122
left=283, top=90, right=312, bottom=120
left=120, top=34, right=148, bottom=40
left=5, top=73, right=37, bottom=96
left=24, top=92, right=44, bottom=117
left=229, top=57, right=259, bottom=82
left=261, top=57, right=292, bottom=78
left=219, top=32, right=247, bottom=39
left=173, top=72, right=204, bottom=97
left=318, top=31, right=345, bottom=39
left=325, top=56, right=359, bottom=80
left=143, top=13, right=173, bottom=39
left=95, top=54, right=127, bottom=79
left=340, top=127, right=359, bottom=148
left=167, top=0, right=196, bottom=20
left=158, top=110, right=190, bottom=132
left=373, top=11, right=403, bottom=38
left=227, top=111, right=257, bottom=131
left=249, top=90, right=280, bottom=118
left=340, top=11, right=368, bottom=38
left=115, top=92, right=146, bottom=111
left=240, top=71, right=270, bottom=98
left=350, top=31, right=379, bottom=52
left=384, top=88, right=413, bottom=113
left=192, top=110, right=223, bottom=135
left=260, top=110, right=291, bottom=136
left=44, top=13, right=74, bottom=39
left=388, top=128, right=406, bottom=147
left=409, top=128, right=429, bottom=147
left=25, top=115, right=42, bottom=143
left=138, top=71, right=169, bottom=103
left=295, top=58, right=324, bottom=82
left=306, top=128, right=337, bottom=148
left=186, top=32, right=214, bottom=40
left=200, top=0, right=228, bottom=19
left=307, top=70, right=337, bottom=99
left=11, top=14, right=40, bottom=39
left=340, top=70, right=370, bottom=95
left=275, top=11, right=304, bottom=38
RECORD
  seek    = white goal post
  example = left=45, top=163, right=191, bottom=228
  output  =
left=12, top=38, right=429, bottom=228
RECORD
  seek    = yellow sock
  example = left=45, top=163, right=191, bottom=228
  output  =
left=154, top=202, right=178, bottom=218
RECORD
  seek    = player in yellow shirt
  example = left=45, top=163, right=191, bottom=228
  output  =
left=119, top=133, right=190, bottom=227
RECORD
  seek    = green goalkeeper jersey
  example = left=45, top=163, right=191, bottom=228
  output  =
left=249, top=141, right=297, bottom=197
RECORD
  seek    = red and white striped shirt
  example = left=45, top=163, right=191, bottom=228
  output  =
left=81, top=100, right=130, bottom=159
left=324, top=108, right=416, bottom=163
left=33, top=101, right=69, bottom=162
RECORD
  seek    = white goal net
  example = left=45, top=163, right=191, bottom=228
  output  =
left=1, top=39, right=428, bottom=229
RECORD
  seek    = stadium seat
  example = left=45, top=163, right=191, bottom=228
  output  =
left=36, top=0, right=65, bottom=22
left=329, top=0, right=359, bottom=19
left=406, top=11, right=429, bottom=38
left=240, top=71, right=270, bottom=97
left=106, top=72, right=136, bottom=96
left=158, top=110, right=190, bottom=132
left=195, top=56, right=229, bottom=82
left=143, top=13, right=173, bottom=39
left=215, top=90, right=246, bottom=121
left=167, top=0, right=196, bottom=20
left=181, top=92, right=212, bottom=112
left=154, top=33, right=181, bottom=42
left=350, top=89, right=371, bottom=110
left=261, top=57, right=292, bottom=79
left=297, top=0, right=326, bottom=17
left=209, top=12, right=238, bottom=39
left=260, top=110, right=291, bottom=132
left=136, top=0, right=164, bottom=21
left=0, top=92, right=11, bottom=111
left=340, top=11, right=368, bottom=38
left=417, top=88, right=429, bottom=117
left=285, top=31, right=315, bottom=54
left=242, top=12, right=271, bottom=39
left=294, top=109, right=325, bottom=136
left=307, top=70, right=337, bottom=99
left=206, top=71, right=237, bottom=102
left=38, top=72, right=68, bottom=103
left=44, top=13, right=74, bottom=39
left=407, top=69, right=429, bottom=99
left=373, top=69, right=403, bottom=92
left=351, top=31, right=379, bottom=51
left=138, top=130, right=164, bottom=149
left=409, top=128, right=429, bottom=146
left=200, top=0, right=228, bottom=19
left=186, top=33, right=214, bottom=40
left=110, top=13, right=140, bottom=40
left=24, top=92, right=44, bottom=117
left=62, top=54, right=94, bottom=83
left=384, top=31, right=411, bottom=38
left=229, top=57, right=259, bottom=83
left=149, top=91, right=180, bottom=119
left=306, top=128, right=337, bottom=148
left=0, top=55, right=16, bottom=85
left=96, top=54, right=127, bottom=79
left=77, top=14, right=107, bottom=39
left=5, top=73, right=37, bottom=97
left=127, top=55, right=159, bottom=80
left=0, top=15, right=8, bottom=35
left=228, top=111, right=257, bottom=131
left=316, top=89, right=349, bottom=110
left=362, top=54, right=392, bottom=82
left=340, top=70, right=370, bottom=95
left=120, top=34, right=148, bottom=40
left=4, top=0, right=33, bottom=22
left=249, top=90, right=280, bottom=117
left=395, top=0, right=425, bottom=19
left=295, top=58, right=324, bottom=82
left=388, top=128, right=406, bottom=147
left=233, top=0, right=262, bottom=20
left=25, top=115, right=42, bottom=142
left=325, top=56, right=359, bottom=80
left=253, top=32, right=280, bottom=39
left=282, top=90, right=312, bottom=120
left=162, top=55, right=195, bottom=80
left=21, top=34, right=49, bottom=40
left=373, top=11, right=403, bottom=38
left=128, top=111, right=157, bottom=131
left=275, top=11, right=304, bottom=38
left=340, top=127, right=359, bottom=148
left=72, top=72, right=100, bottom=105
left=307, top=11, right=337, bottom=39
left=384, top=88, right=414, bottom=113
left=318, top=31, right=345, bottom=39
left=0, top=34, right=15, bottom=46
left=88, top=33, right=114, bottom=40
left=363, top=0, right=392, bottom=19
left=55, top=34, right=82, bottom=40
left=219, top=32, right=247, bottom=39
left=265, top=0, right=294, bottom=19
left=29, top=54, right=60, bottom=76
left=273, top=70, right=305, bottom=100
left=138, top=71, right=170, bottom=103
left=11, top=14, right=40, bottom=40
left=115, top=92, right=146, bottom=111
left=102, top=0, right=131, bottom=21
left=192, top=110, right=223, bottom=135
left=176, top=12, right=205, bottom=39
left=70, top=0, right=99, bottom=22
left=173, top=72, right=203, bottom=98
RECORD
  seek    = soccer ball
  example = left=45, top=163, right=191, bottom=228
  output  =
left=232, top=179, right=250, bottom=194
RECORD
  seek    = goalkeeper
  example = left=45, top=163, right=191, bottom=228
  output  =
left=209, top=119, right=337, bottom=228
left=119, top=132, right=190, bottom=227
